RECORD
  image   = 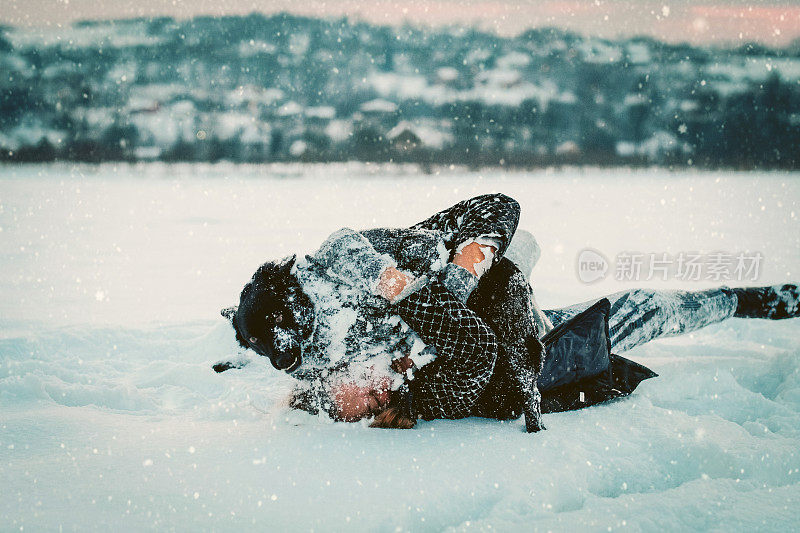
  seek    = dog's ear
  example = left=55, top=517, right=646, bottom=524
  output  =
left=220, top=306, right=238, bottom=323
left=220, top=306, right=249, bottom=348
left=277, top=254, right=297, bottom=274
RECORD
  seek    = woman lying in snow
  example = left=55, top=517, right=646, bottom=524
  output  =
left=219, top=194, right=800, bottom=431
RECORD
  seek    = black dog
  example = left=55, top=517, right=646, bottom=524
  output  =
left=221, top=255, right=315, bottom=373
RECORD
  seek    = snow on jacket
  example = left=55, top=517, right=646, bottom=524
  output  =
left=292, top=193, right=522, bottom=420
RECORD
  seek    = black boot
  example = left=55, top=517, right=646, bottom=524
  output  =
left=732, top=284, right=800, bottom=320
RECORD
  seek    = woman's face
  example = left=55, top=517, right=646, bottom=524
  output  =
left=329, top=374, right=392, bottom=422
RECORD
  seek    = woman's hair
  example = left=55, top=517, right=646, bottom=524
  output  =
left=369, top=405, right=416, bottom=429
left=369, top=389, right=416, bottom=429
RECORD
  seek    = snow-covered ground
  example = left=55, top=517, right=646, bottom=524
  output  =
left=2, top=163, right=799, bottom=531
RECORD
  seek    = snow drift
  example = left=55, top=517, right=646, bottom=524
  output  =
left=1, top=163, right=799, bottom=531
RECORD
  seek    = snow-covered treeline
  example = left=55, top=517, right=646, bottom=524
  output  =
left=1, top=14, right=799, bottom=167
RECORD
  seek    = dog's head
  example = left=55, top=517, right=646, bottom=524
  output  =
left=226, top=255, right=315, bottom=372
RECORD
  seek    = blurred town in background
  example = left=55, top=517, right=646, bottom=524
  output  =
left=1, top=13, right=799, bottom=168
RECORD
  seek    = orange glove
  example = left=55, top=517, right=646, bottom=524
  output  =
left=452, top=241, right=497, bottom=277
left=377, top=266, right=411, bottom=302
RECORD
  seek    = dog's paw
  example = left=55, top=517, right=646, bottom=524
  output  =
left=212, top=360, right=247, bottom=373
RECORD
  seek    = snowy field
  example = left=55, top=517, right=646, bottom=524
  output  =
left=2, top=163, right=800, bottom=531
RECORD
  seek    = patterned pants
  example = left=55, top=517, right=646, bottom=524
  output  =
left=543, top=287, right=738, bottom=353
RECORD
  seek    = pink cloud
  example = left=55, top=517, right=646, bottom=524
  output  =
left=3, top=0, right=800, bottom=45
left=691, top=5, right=800, bottom=21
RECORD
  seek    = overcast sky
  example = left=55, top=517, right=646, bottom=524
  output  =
left=2, top=0, right=799, bottom=45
